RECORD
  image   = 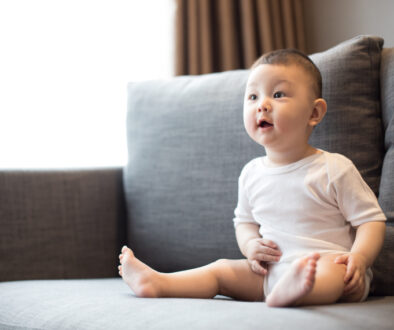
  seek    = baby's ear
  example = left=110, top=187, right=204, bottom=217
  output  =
left=309, top=98, right=327, bottom=127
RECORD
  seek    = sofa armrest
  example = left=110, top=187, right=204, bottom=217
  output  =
left=0, top=167, right=127, bottom=281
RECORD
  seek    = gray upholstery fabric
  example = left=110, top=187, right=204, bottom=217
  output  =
left=0, top=168, right=127, bottom=281
left=124, top=36, right=386, bottom=276
left=373, top=225, right=394, bottom=295
left=1, top=278, right=394, bottom=330
left=380, top=48, right=394, bottom=222
left=309, top=36, right=384, bottom=196
left=372, top=48, right=394, bottom=295
left=125, top=71, right=256, bottom=272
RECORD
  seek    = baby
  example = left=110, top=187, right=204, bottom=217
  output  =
left=118, top=49, right=387, bottom=307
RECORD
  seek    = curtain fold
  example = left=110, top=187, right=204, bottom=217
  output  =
left=175, top=0, right=306, bottom=75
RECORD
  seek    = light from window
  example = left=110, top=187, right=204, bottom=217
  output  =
left=0, top=0, right=175, bottom=168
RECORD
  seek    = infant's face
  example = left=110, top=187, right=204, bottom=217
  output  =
left=243, top=64, right=317, bottom=151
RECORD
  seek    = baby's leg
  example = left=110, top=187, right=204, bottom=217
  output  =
left=118, top=246, right=264, bottom=301
left=266, top=253, right=351, bottom=307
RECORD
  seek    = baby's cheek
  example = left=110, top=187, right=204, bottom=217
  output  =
left=243, top=116, right=255, bottom=134
left=281, top=117, right=306, bottom=135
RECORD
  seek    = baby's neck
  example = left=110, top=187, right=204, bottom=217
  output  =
left=264, top=145, right=320, bottom=167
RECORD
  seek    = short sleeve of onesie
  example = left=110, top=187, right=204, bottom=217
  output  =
left=328, top=154, right=386, bottom=227
left=233, top=160, right=260, bottom=228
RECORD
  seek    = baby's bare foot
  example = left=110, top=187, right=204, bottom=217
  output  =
left=266, top=253, right=320, bottom=307
left=118, top=246, right=162, bottom=298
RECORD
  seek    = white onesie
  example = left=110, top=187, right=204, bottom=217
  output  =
left=233, top=150, right=386, bottom=300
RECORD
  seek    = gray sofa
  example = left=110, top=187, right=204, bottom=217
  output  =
left=1, top=35, right=393, bottom=329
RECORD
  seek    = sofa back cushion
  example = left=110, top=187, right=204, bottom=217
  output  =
left=124, top=36, right=388, bottom=292
left=309, top=36, right=384, bottom=195
left=379, top=48, right=394, bottom=222
left=125, top=71, right=253, bottom=271
left=372, top=48, right=394, bottom=295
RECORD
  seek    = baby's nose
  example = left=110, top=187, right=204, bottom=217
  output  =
left=258, top=101, right=271, bottom=112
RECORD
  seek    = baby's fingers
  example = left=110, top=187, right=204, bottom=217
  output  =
left=344, top=271, right=360, bottom=293
left=344, top=273, right=362, bottom=294
left=256, top=252, right=281, bottom=263
left=344, top=259, right=356, bottom=283
left=260, top=238, right=278, bottom=249
left=250, top=260, right=267, bottom=276
left=334, top=255, right=348, bottom=265
left=256, top=244, right=282, bottom=259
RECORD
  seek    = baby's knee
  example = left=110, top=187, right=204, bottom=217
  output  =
left=318, top=254, right=347, bottom=276
left=212, top=259, right=233, bottom=272
left=317, top=255, right=347, bottom=297
left=210, top=259, right=234, bottom=289
left=213, top=258, right=249, bottom=270
left=211, top=259, right=250, bottom=279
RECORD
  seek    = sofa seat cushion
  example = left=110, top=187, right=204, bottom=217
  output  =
left=1, top=279, right=394, bottom=330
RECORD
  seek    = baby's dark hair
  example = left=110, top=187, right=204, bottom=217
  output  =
left=251, top=49, right=322, bottom=99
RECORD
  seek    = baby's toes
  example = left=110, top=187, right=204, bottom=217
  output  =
left=306, top=263, right=316, bottom=280
left=308, top=261, right=316, bottom=272
left=118, top=265, right=123, bottom=276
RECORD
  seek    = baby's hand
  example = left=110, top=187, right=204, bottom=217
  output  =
left=335, top=253, right=367, bottom=295
left=245, top=238, right=282, bottom=276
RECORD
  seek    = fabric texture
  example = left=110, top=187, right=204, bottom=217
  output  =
left=0, top=168, right=127, bottom=281
left=379, top=48, right=394, bottom=222
left=372, top=48, right=394, bottom=295
left=125, top=71, right=254, bottom=272
left=175, top=0, right=306, bottom=74
left=1, top=278, right=394, bottom=330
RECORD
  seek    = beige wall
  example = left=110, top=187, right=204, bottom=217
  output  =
left=303, top=0, right=394, bottom=53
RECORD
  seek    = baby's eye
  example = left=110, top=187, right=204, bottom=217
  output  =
left=273, top=91, right=285, bottom=98
left=249, top=94, right=257, bottom=101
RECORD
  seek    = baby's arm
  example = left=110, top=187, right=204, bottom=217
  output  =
left=335, top=221, right=386, bottom=294
left=236, top=223, right=282, bottom=275
left=350, top=221, right=386, bottom=267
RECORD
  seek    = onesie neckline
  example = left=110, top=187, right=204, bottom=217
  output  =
left=260, top=150, right=325, bottom=175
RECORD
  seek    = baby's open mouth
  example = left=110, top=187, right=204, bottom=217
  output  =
left=259, top=121, right=273, bottom=128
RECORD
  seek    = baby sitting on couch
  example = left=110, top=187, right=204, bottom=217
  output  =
left=118, top=49, right=386, bottom=307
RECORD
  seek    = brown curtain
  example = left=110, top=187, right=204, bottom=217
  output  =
left=175, top=0, right=306, bottom=75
